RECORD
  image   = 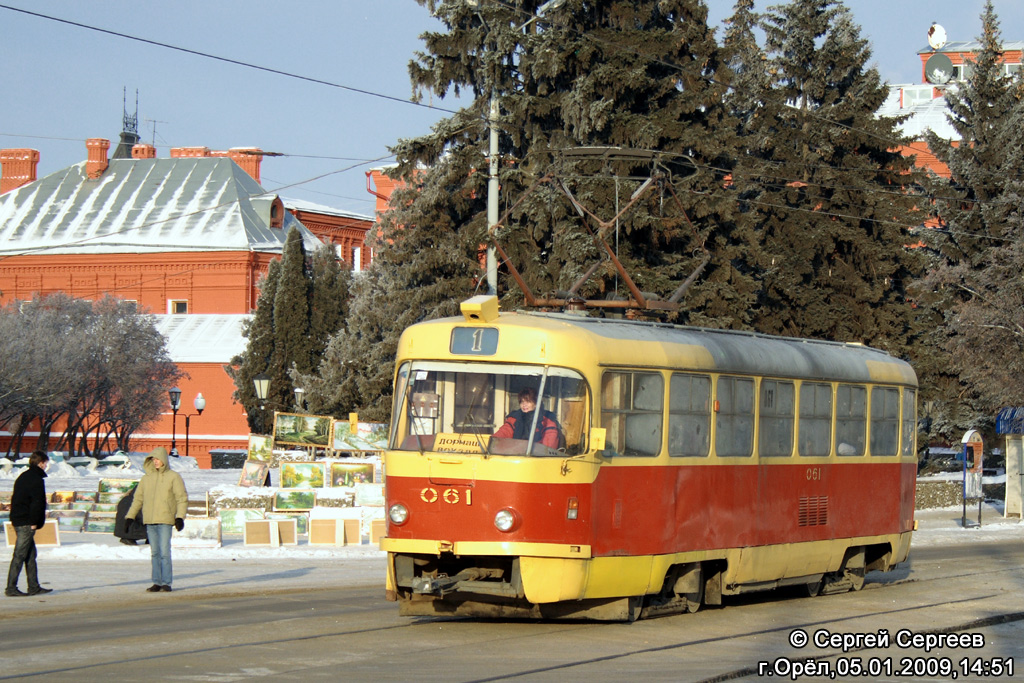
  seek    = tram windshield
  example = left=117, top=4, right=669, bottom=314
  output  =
left=390, top=361, right=590, bottom=456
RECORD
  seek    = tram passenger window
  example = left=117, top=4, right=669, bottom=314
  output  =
left=759, top=380, right=794, bottom=457
left=669, top=373, right=710, bottom=457
left=835, top=384, right=866, bottom=456
left=715, top=376, right=754, bottom=457
left=870, top=387, right=900, bottom=456
left=901, top=388, right=917, bottom=457
left=601, top=371, right=663, bottom=457
left=798, top=383, right=832, bottom=457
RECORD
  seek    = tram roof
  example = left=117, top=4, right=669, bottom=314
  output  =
left=403, top=310, right=917, bottom=387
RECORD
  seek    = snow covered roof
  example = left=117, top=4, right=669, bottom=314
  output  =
left=0, top=157, right=322, bottom=255
left=152, top=314, right=250, bottom=363
left=281, top=197, right=372, bottom=222
left=879, top=85, right=959, bottom=141
left=918, top=41, right=1024, bottom=55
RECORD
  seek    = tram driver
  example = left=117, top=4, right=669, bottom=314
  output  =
left=493, top=387, right=562, bottom=450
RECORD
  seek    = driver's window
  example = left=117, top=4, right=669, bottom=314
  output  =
left=454, top=373, right=494, bottom=434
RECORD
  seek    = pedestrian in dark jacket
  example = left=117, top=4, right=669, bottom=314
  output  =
left=6, top=451, right=53, bottom=597
left=114, top=487, right=147, bottom=545
left=125, top=447, right=187, bottom=592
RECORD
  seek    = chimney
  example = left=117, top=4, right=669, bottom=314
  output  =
left=131, top=143, right=157, bottom=159
left=228, top=148, right=262, bottom=183
left=0, top=148, right=40, bottom=194
left=86, top=138, right=110, bottom=179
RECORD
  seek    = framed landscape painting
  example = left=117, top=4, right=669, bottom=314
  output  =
left=279, top=462, right=325, bottom=489
left=331, top=421, right=389, bottom=452
left=217, top=508, right=265, bottom=534
left=329, top=461, right=375, bottom=487
left=273, top=413, right=333, bottom=447
left=273, top=490, right=316, bottom=511
left=247, top=435, right=274, bottom=463
left=98, top=478, right=138, bottom=494
left=238, top=461, right=270, bottom=488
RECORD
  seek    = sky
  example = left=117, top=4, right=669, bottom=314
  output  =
left=1, top=1, right=1022, bottom=216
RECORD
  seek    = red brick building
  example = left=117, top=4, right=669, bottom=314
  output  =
left=0, top=139, right=373, bottom=466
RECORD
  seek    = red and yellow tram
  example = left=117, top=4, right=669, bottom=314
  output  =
left=381, top=296, right=917, bottom=620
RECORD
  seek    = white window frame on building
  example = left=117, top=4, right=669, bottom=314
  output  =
left=168, top=300, right=188, bottom=314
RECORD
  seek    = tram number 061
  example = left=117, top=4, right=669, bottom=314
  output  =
left=806, top=467, right=823, bottom=481
left=420, top=487, right=473, bottom=506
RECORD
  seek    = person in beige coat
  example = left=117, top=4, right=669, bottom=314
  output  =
left=125, top=447, right=187, bottom=592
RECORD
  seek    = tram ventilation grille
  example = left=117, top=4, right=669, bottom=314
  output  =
left=798, top=496, right=829, bottom=527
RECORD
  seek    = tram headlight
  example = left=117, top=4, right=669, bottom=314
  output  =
left=494, top=508, right=519, bottom=533
left=388, top=503, right=409, bottom=525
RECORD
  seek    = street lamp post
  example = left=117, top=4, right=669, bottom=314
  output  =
left=253, top=373, right=271, bottom=434
left=168, top=387, right=181, bottom=456
left=294, top=386, right=305, bottom=412
left=182, top=393, right=206, bottom=458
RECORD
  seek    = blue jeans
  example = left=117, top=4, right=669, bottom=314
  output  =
left=7, top=525, right=39, bottom=592
left=146, top=524, right=173, bottom=587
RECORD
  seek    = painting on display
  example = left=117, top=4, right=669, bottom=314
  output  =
left=98, top=478, right=138, bottom=494
left=238, top=461, right=270, bottom=488
left=247, top=435, right=274, bottom=463
left=217, top=508, right=265, bottom=534
left=75, top=491, right=98, bottom=502
left=273, top=413, right=333, bottom=448
left=273, top=490, right=316, bottom=511
left=331, top=421, right=389, bottom=452
left=51, top=491, right=76, bottom=504
left=98, top=491, right=126, bottom=505
left=172, top=518, right=222, bottom=548
left=329, top=461, right=375, bottom=487
left=279, top=462, right=325, bottom=489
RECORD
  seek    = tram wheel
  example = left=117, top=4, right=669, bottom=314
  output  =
left=804, top=578, right=823, bottom=597
left=847, top=568, right=865, bottom=592
left=683, top=567, right=704, bottom=613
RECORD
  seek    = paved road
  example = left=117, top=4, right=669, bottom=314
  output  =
left=2, top=541, right=1023, bottom=682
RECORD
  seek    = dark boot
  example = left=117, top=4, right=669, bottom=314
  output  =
left=5, top=588, right=27, bottom=597
left=119, top=538, right=138, bottom=546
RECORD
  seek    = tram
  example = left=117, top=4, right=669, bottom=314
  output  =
left=381, top=295, right=917, bottom=620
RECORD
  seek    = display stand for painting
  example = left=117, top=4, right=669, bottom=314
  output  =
left=370, top=519, right=386, bottom=545
left=172, top=518, right=222, bottom=548
left=308, top=518, right=360, bottom=546
left=4, top=520, right=60, bottom=547
left=244, top=519, right=280, bottom=546
left=275, top=518, right=298, bottom=545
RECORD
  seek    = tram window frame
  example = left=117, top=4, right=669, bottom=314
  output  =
left=798, top=382, right=832, bottom=457
left=759, top=379, right=795, bottom=457
left=668, top=373, right=711, bottom=457
left=715, top=376, right=754, bottom=457
left=870, top=386, right=900, bottom=456
left=901, top=388, right=917, bottom=457
left=835, top=384, right=867, bottom=456
left=601, top=371, right=664, bottom=457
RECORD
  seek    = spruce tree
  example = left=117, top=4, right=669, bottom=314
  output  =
left=227, top=259, right=280, bottom=434
left=919, top=0, right=1024, bottom=418
left=740, top=0, right=925, bottom=355
left=327, top=0, right=759, bottom=414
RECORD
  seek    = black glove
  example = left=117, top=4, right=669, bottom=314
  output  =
left=125, top=517, right=135, bottom=528
left=174, top=518, right=184, bottom=532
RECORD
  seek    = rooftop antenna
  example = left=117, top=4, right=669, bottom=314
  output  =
left=144, top=118, right=168, bottom=146
left=112, top=88, right=141, bottom=159
left=122, top=87, right=139, bottom=135
left=928, top=23, right=947, bottom=51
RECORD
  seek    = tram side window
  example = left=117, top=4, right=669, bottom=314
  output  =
left=835, top=384, right=866, bottom=456
left=870, top=387, right=900, bottom=456
left=798, top=383, right=832, bottom=457
left=669, top=373, right=711, bottom=457
left=759, top=379, right=795, bottom=457
left=901, top=388, right=917, bottom=457
left=715, top=376, right=754, bottom=457
left=601, top=371, right=664, bottom=457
